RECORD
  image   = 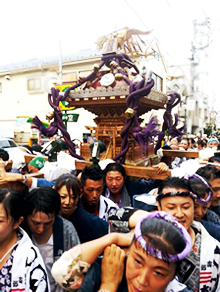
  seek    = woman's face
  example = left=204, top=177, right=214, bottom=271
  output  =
left=126, top=241, right=176, bottom=292
left=0, top=203, right=19, bottom=243
left=58, top=185, right=79, bottom=217
left=105, top=171, right=124, bottom=196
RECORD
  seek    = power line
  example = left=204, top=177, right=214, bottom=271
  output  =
left=124, top=0, right=191, bottom=80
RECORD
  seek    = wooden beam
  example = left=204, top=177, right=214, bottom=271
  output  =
left=23, top=156, right=171, bottom=180
left=24, top=155, right=48, bottom=164
left=75, top=160, right=171, bottom=180
left=162, top=150, right=199, bottom=158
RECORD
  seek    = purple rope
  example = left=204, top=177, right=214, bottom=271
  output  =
left=154, top=92, right=183, bottom=154
left=32, top=60, right=106, bottom=160
left=113, top=79, right=154, bottom=163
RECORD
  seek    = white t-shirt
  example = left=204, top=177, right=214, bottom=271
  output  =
left=99, top=195, right=118, bottom=221
left=32, top=234, right=55, bottom=291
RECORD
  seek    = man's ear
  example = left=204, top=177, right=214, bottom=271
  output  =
left=13, top=216, right=24, bottom=229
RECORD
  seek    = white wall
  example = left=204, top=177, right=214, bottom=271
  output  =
left=0, top=50, right=167, bottom=141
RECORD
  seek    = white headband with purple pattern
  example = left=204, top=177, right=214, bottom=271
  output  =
left=134, top=211, right=192, bottom=262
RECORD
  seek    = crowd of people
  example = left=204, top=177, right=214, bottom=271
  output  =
left=0, top=132, right=220, bottom=291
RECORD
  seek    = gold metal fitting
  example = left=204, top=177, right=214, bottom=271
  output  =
left=115, top=73, right=124, bottom=81
left=78, top=75, right=85, bottom=83
left=46, top=111, right=55, bottom=121
left=93, top=64, right=100, bottom=72
left=110, top=61, right=118, bottom=69
left=125, top=108, right=135, bottom=119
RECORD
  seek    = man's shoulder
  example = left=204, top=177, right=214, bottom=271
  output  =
left=58, top=215, right=74, bottom=228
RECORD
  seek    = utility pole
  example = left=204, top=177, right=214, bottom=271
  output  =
left=191, top=17, right=211, bottom=93
left=189, top=17, right=211, bottom=134
left=58, top=41, right=63, bottom=85
left=58, top=41, right=67, bottom=130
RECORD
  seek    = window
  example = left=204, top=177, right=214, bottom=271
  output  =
left=78, top=70, right=92, bottom=78
left=152, top=73, right=163, bottom=91
left=0, top=83, right=2, bottom=93
left=62, top=72, right=77, bottom=83
left=27, top=77, right=42, bottom=92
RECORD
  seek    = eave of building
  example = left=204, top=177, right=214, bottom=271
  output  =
left=0, top=49, right=102, bottom=77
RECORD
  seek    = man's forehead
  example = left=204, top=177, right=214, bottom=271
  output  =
left=162, top=187, right=189, bottom=193
left=209, top=178, right=220, bottom=185
left=31, top=210, right=54, bottom=221
left=84, top=178, right=103, bottom=186
left=106, top=171, right=123, bottom=177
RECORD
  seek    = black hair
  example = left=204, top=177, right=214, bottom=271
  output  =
left=197, top=139, right=204, bottom=147
left=134, top=218, right=186, bottom=263
left=104, top=162, right=126, bottom=180
left=208, top=155, right=220, bottom=163
left=189, top=138, right=195, bottom=144
left=158, top=177, right=190, bottom=194
left=25, top=187, right=61, bottom=216
left=196, top=165, right=220, bottom=181
left=0, top=188, right=25, bottom=222
left=55, top=174, right=81, bottom=200
left=186, top=177, right=211, bottom=199
left=162, top=145, right=172, bottom=150
left=0, top=148, right=9, bottom=161
left=81, top=163, right=104, bottom=187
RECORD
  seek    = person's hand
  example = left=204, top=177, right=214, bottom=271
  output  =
left=0, top=172, right=23, bottom=184
left=0, top=160, right=7, bottom=177
left=113, top=232, right=133, bottom=247
left=100, top=244, right=125, bottom=292
left=77, top=172, right=82, bottom=180
left=152, top=162, right=169, bottom=174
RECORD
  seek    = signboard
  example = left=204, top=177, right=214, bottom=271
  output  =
left=59, top=100, right=75, bottom=111
left=55, top=84, right=75, bottom=111
left=210, top=111, right=216, bottom=121
left=62, top=113, right=79, bottom=122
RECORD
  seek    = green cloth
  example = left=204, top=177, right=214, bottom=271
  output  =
left=29, top=157, right=46, bottom=170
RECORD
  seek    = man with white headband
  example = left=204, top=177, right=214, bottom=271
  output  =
left=157, top=176, right=220, bottom=291
left=51, top=211, right=193, bottom=292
